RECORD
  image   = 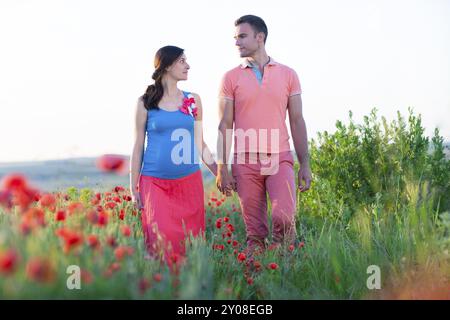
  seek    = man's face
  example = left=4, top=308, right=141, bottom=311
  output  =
left=234, top=23, right=261, bottom=58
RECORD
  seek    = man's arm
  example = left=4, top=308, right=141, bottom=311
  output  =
left=288, top=94, right=312, bottom=192
left=216, top=97, right=236, bottom=194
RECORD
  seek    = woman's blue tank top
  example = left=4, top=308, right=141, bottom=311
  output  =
left=140, top=91, right=200, bottom=179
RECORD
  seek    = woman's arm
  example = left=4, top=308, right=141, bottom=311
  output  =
left=192, top=93, right=218, bottom=176
left=129, top=97, right=147, bottom=194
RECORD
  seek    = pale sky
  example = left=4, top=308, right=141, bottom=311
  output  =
left=1, top=0, right=449, bottom=163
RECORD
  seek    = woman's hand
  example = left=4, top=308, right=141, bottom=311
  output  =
left=131, top=190, right=143, bottom=210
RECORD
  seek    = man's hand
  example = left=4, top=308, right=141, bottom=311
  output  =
left=216, top=168, right=237, bottom=196
left=298, top=164, right=312, bottom=192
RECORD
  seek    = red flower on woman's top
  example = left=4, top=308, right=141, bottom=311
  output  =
left=179, top=94, right=198, bottom=118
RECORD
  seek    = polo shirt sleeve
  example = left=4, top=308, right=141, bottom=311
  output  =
left=289, top=69, right=302, bottom=97
left=219, top=72, right=234, bottom=101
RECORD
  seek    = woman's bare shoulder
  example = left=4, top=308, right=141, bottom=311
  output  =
left=136, top=96, right=148, bottom=111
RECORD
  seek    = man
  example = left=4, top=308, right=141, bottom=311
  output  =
left=216, top=15, right=312, bottom=253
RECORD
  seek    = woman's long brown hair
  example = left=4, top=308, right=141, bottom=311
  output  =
left=142, top=46, right=184, bottom=110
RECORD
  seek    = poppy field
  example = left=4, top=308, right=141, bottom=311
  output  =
left=1, top=108, right=449, bottom=299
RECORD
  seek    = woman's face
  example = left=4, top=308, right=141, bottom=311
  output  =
left=166, top=54, right=190, bottom=81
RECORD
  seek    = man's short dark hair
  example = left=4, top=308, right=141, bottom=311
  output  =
left=235, top=15, right=268, bottom=44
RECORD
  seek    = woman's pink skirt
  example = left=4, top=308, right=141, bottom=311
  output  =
left=138, top=170, right=205, bottom=265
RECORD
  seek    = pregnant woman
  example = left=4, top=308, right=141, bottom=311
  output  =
left=129, top=46, right=217, bottom=268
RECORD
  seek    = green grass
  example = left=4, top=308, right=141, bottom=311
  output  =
left=1, top=108, right=449, bottom=299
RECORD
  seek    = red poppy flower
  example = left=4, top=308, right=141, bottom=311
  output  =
left=110, top=262, right=121, bottom=272
left=0, top=249, right=19, bottom=275
left=114, top=186, right=125, bottom=193
left=103, top=262, right=121, bottom=278
left=55, top=210, right=66, bottom=222
left=226, top=224, right=235, bottom=233
left=215, top=218, right=222, bottom=229
left=0, top=190, right=13, bottom=210
left=91, top=197, right=100, bottom=206
left=55, top=227, right=83, bottom=253
left=169, top=252, right=183, bottom=265
left=268, top=243, right=281, bottom=251
left=13, top=187, right=39, bottom=212
left=87, top=234, right=100, bottom=249
left=268, top=262, right=279, bottom=270
left=121, top=225, right=131, bottom=237
left=253, top=261, right=262, bottom=270
left=1, top=173, right=28, bottom=191
left=114, top=246, right=134, bottom=261
left=81, top=269, right=93, bottom=284
left=19, top=221, right=32, bottom=235
left=26, top=257, right=55, bottom=283
left=138, top=278, right=151, bottom=295
left=39, top=193, right=56, bottom=209
left=237, top=252, right=246, bottom=262
left=105, top=201, right=117, bottom=209
left=67, top=202, right=84, bottom=215
left=106, top=235, right=117, bottom=248
left=97, top=211, right=108, bottom=226
left=153, top=273, right=162, bottom=282
left=86, top=210, right=98, bottom=225
left=96, top=154, right=128, bottom=174
left=22, top=207, right=46, bottom=229
left=112, top=197, right=121, bottom=203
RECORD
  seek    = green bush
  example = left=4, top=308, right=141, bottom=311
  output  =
left=300, top=107, right=449, bottom=224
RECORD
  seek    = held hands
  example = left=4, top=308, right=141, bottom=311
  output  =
left=216, top=168, right=237, bottom=196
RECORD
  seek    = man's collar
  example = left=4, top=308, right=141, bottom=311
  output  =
left=240, top=56, right=277, bottom=69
